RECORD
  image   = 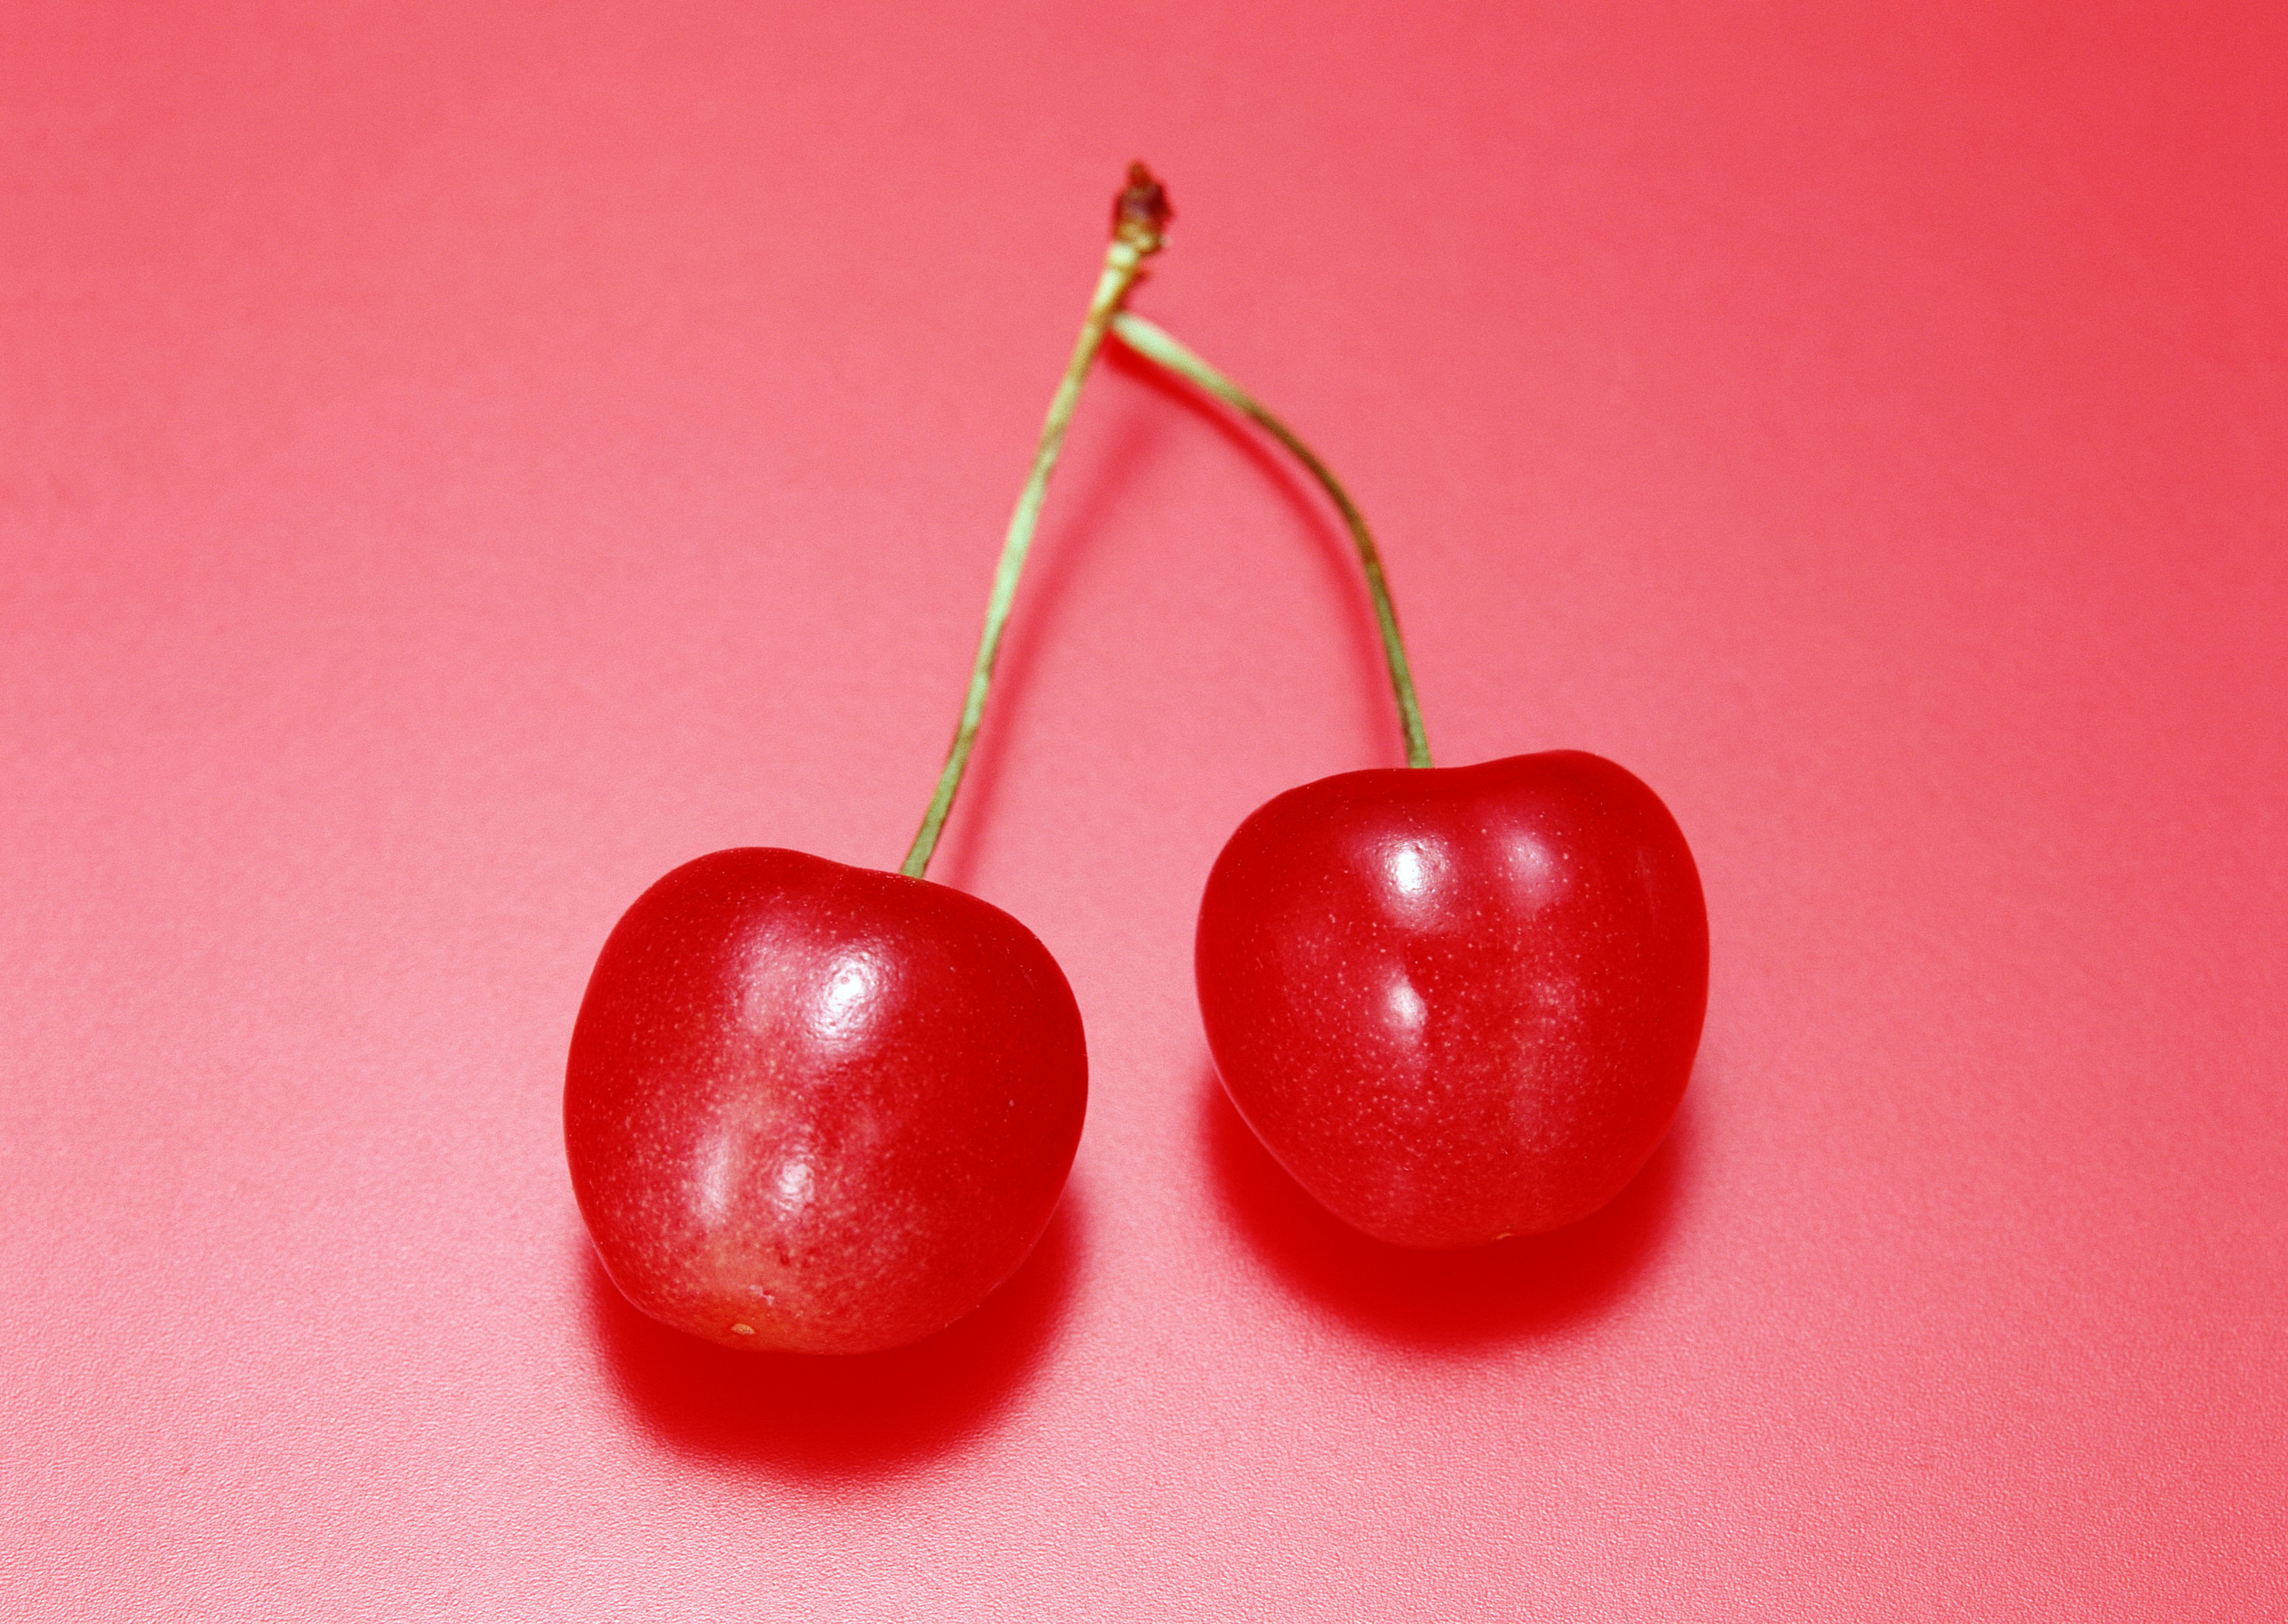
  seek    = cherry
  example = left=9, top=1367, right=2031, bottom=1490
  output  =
left=565, top=168, right=1173, bottom=1353
left=1196, top=755, right=1706, bottom=1248
left=1110, top=312, right=1708, bottom=1249
left=565, top=848, right=1084, bottom=1352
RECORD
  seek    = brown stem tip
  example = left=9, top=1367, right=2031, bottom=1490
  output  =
left=1112, top=162, right=1173, bottom=254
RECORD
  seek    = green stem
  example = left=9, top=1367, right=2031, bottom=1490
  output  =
left=1109, top=309, right=1432, bottom=769
left=901, top=169, right=1170, bottom=879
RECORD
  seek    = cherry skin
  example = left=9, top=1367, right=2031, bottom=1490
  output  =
left=1196, top=751, right=1707, bottom=1249
left=565, top=848, right=1087, bottom=1354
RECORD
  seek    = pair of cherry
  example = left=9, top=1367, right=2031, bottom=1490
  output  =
left=565, top=170, right=1708, bottom=1356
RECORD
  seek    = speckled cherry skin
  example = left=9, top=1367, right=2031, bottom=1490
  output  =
left=565, top=848, right=1086, bottom=1354
left=1197, top=752, right=1707, bottom=1249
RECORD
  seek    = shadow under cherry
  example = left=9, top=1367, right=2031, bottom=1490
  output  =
left=1197, top=1063, right=1695, bottom=1349
left=579, top=1183, right=1086, bottom=1481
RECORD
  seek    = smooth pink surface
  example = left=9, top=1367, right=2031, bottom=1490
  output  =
left=2, top=2, right=2282, bottom=1617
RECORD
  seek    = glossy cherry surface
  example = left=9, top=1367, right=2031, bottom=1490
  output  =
left=565, top=848, right=1087, bottom=1353
left=1197, top=751, right=1707, bottom=1249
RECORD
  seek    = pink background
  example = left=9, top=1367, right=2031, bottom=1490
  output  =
left=4, top=2, right=2282, bottom=1616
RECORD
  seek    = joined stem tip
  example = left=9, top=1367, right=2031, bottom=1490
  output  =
left=1113, top=162, right=1173, bottom=254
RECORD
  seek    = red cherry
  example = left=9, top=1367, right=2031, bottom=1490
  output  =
left=563, top=171, right=1173, bottom=1354
left=565, top=848, right=1087, bottom=1353
left=1108, top=311, right=1707, bottom=1250
left=1196, top=752, right=1707, bottom=1249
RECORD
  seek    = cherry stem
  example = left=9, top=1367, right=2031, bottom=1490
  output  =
left=901, top=165, right=1172, bottom=880
left=1108, top=309, right=1433, bottom=770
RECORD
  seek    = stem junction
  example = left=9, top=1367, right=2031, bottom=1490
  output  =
left=902, top=164, right=1432, bottom=883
